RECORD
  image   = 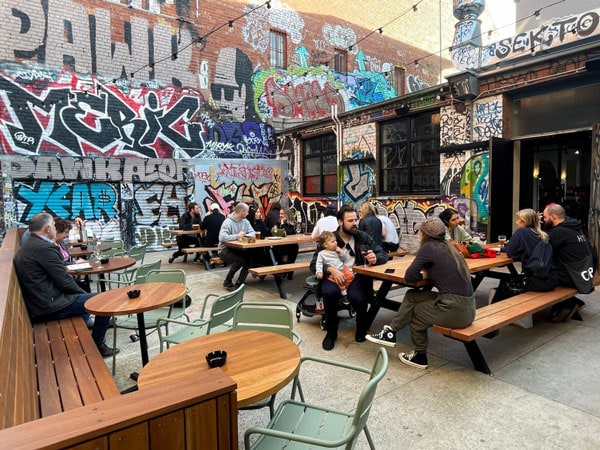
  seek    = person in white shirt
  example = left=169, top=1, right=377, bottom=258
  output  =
left=311, top=204, right=338, bottom=239
left=378, top=214, right=400, bottom=252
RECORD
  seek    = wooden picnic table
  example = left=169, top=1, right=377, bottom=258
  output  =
left=225, top=234, right=315, bottom=298
left=353, top=252, right=517, bottom=327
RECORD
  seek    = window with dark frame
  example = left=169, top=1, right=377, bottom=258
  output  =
left=393, top=66, right=406, bottom=96
left=380, top=112, right=440, bottom=194
left=302, top=134, right=337, bottom=196
left=269, top=30, right=287, bottom=69
left=333, top=49, right=347, bottom=73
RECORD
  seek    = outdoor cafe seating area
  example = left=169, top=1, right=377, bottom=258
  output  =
left=2, top=231, right=600, bottom=448
left=109, top=248, right=600, bottom=448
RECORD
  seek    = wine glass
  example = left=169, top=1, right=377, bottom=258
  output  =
left=359, top=244, right=370, bottom=267
left=94, top=241, right=103, bottom=268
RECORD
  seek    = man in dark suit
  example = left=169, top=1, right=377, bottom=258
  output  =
left=13, top=212, right=118, bottom=357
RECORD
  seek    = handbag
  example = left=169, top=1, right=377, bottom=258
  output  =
left=453, top=242, right=470, bottom=258
left=491, top=273, right=526, bottom=303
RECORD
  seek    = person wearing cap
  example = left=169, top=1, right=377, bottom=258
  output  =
left=366, top=217, right=476, bottom=370
left=202, top=203, right=226, bottom=248
left=311, top=203, right=338, bottom=239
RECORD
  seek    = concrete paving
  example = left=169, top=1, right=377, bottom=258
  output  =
left=107, top=250, right=600, bottom=449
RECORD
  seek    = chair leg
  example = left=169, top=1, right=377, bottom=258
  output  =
left=268, top=393, right=276, bottom=418
left=363, top=425, right=376, bottom=450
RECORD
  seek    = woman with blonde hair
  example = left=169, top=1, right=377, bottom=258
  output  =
left=358, top=201, right=383, bottom=247
left=505, top=208, right=555, bottom=292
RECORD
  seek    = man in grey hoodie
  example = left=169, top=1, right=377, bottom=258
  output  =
left=218, top=202, right=256, bottom=290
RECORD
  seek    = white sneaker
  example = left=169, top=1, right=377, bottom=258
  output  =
left=365, top=325, right=396, bottom=347
left=398, top=350, right=428, bottom=369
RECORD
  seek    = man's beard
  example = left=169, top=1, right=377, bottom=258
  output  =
left=342, top=224, right=359, bottom=236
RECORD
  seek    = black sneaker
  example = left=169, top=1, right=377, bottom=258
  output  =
left=223, top=279, right=234, bottom=289
left=168, top=256, right=175, bottom=264
left=399, top=350, right=428, bottom=369
left=322, top=334, right=336, bottom=351
left=97, top=343, right=120, bottom=358
left=365, top=325, right=396, bottom=347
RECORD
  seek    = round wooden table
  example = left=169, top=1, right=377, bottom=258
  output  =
left=85, top=282, right=187, bottom=366
left=137, top=330, right=301, bottom=408
left=69, top=256, right=136, bottom=292
left=67, top=244, right=110, bottom=258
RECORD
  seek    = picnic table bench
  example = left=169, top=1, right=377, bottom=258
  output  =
left=433, top=286, right=578, bottom=374
left=0, top=228, right=238, bottom=449
left=183, top=246, right=219, bottom=269
left=249, top=261, right=311, bottom=299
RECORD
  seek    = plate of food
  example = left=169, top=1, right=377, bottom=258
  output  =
left=267, top=236, right=283, bottom=240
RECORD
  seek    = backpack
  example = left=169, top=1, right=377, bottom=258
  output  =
left=523, top=240, right=552, bottom=278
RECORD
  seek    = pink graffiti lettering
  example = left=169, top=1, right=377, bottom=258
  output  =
left=264, top=77, right=345, bottom=119
left=215, top=162, right=274, bottom=182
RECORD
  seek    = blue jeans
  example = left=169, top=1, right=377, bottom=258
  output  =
left=50, top=293, right=110, bottom=347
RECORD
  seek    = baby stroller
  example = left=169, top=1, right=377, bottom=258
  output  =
left=296, top=275, right=355, bottom=330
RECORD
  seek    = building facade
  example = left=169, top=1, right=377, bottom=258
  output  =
left=0, top=0, right=460, bottom=247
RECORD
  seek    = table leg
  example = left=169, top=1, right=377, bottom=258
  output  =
left=366, top=279, right=394, bottom=329
left=98, top=273, right=107, bottom=292
left=268, top=247, right=288, bottom=299
left=136, top=312, right=149, bottom=366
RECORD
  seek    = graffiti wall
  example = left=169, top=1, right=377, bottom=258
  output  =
left=0, top=63, right=275, bottom=159
left=192, top=159, right=287, bottom=216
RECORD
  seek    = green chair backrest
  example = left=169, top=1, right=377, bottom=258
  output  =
left=207, top=284, right=245, bottom=333
left=233, top=302, right=294, bottom=340
left=351, top=347, right=389, bottom=433
left=134, top=260, right=162, bottom=284
left=146, top=269, right=186, bottom=285
left=128, top=244, right=147, bottom=264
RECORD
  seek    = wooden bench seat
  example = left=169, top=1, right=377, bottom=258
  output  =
left=33, top=317, right=120, bottom=417
left=249, top=261, right=311, bottom=299
left=249, top=261, right=310, bottom=277
left=433, top=286, right=578, bottom=374
left=182, top=246, right=218, bottom=254
left=183, top=246, right=219, bottom=269
left=0, top=228, right=238, bottom=448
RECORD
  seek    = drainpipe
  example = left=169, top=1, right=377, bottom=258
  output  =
left=331, top=104, right=343, bottom=209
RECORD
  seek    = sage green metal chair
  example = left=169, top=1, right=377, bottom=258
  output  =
left=244, top=347, right=389, bottom=450
left=157, top=283, right=245, bottom=352
left=233, top=302, right=301, bottom=418
left=106, top=244, right=147, bottom=285
left=110, top=266, right=187, bottom=373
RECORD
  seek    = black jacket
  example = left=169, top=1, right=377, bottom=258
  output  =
left=549, top=218, right=597, bottom=273
left=14, top=234, right=85, bottom=319
left=310, top=229, right=388, bottom=275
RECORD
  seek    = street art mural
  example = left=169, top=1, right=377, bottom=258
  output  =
left=192, top=158, right=287, bottom=217
left=472, top=95, right=503, bottom=142
left=339, top=123, right=377, bottom=206
left=0, top=63, right=275, bottom=159
left=5, top=155, right=195, bottom=247
left=482, top=8, right=600, bottom=67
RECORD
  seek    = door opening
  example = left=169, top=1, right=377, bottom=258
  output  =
left=519, top=131, right=591, bottom=233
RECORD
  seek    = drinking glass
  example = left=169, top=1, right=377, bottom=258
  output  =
left=498, top=235, right=507, bottom=245
left=94, top=242, right=103, bottom=268
left=359, top=244, right=370, bottom=267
